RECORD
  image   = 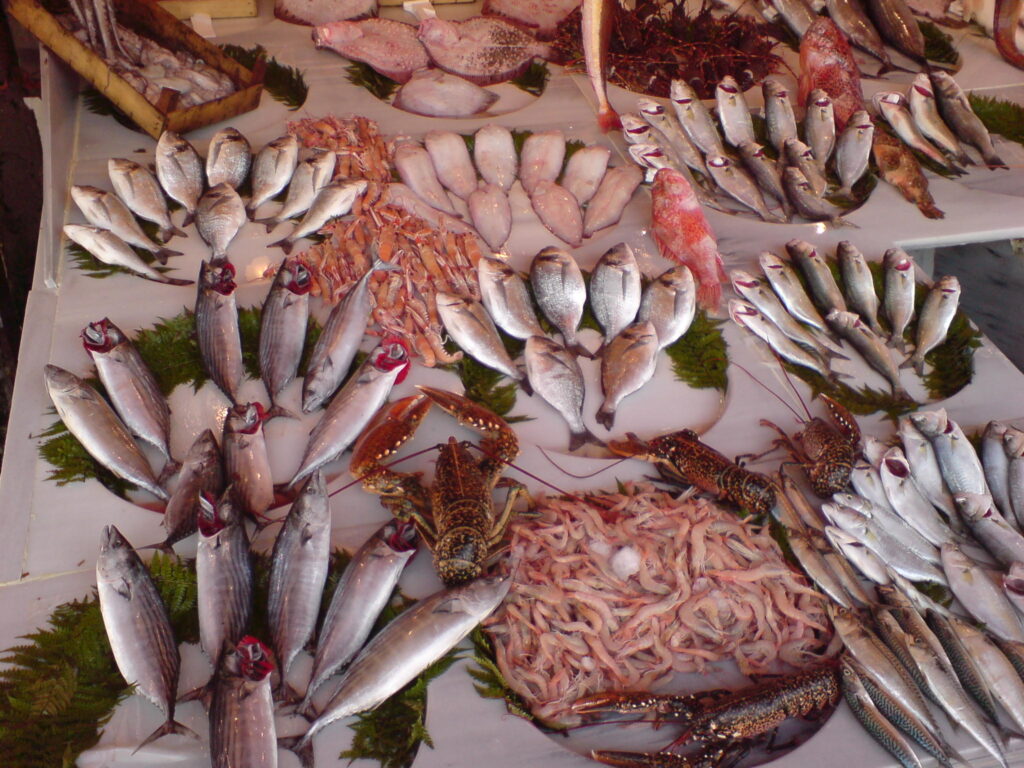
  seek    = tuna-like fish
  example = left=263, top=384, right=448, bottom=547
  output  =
left=669, top=79, right=725, bottom=157
left=835, top=111, right=875, bottom=197
left=525, top=335, right=598, bottom=451
left=312, top=18, right=429, bottom=83
left=715, top=76, right=756, bottom=148
left=582, top=165, right=643, bottom=237
left=828, top=310, right=910, bottom=397
left=837, top=241, right=884, bottom=334
left=798, top=17, right=864, bottom=129
left=597, top=321, right=660, bottom=430
left=589, top=243, right=641, bottom=344
left=840, top=658, right=926, bottom=768
left=223, top=402, right=275, bottom=523
left=205, top=127, right=251, bottom=190
left=259, top=151, right=337, bottom=232
left=473, top=124, right=517, bottom=192
left=247, top=134, right=300, bottom=218
left=195, top=260, right=243, bottom=404
left=71, top=185, right=179, bottom=264
left=392, top=68, right=499, bottom=117
left=394, top=141, right=458, bottom=216
left=763, top=77, right=799, bottom=154
left=424, top=130, right=478, bottom=201
left=468, top=183, right=512, bottom=252
left=108, top=158, right=186, bottom=242
left=196, top=183, right=247, bottom=262
left=906, top=275, right=959, bottom=374
left=531, top=180, right=583, bottom=247
left=44, top=365, right=166, bottom=499
left=562, top=145, right=611, bottom=205
left=582, top=0, right=620, bottom=131
left=155, top=430, right=222, bottom=552
left=417, top=16, right=550, bottom=86
left=520, top=130, right=566, bottom=196
left=208, top=637, right=276, bottom=768
left=154, top=130, right=204, bottom=227
left=63, top=224, right=192, bottom=286
left=437, top=292, right=530, bottom=391
left=930, top=71, right=1006, bottom=168
left=477, top=256, right=544, bottom=340
left=883, top=248, right=916, bottom=349
left=530, top=247, right=590, bottom=357
left=863, top=0, right=926, bottom=60
left=872, top=129, right=944, bottom=219
left=270, top=179, right=368, bottom=255
left=765, top=0, right=819, bottom=36
left=259, top=256, right=312, bottom=417
left=639, top=265, right=696, bottom=350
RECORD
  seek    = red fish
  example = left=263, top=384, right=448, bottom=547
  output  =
left=799, top=18, right=864, bottom=130
left=650, top=168, right=726, bottom=311
left=995, top=0, right=1024, bottom=70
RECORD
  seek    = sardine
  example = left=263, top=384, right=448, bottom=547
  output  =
left=590, top=243, right=641, bottom=343
left=737, top=141, right=792, bottom=219
left=763, top=77, right=798, bottom=155
left=837, top=241, right=883, bottom=335
left=637, top=98, right=706, bottom=174
left=71, top=185, right=179, bottom=264
left=899, top=416, right=955, bottom=516
left=825, top=525, right=891, bottom=585
left=268, top=471, right=331, bottom=684
left=289, top=340, right=409, bottom=489
left=44, top=365, right=166, bottom=499
left=247, top=134, right=299, bottom=218
left=880, top=447, right=955, bottom=548
left=98, top=526, right=194, bottom=749
left=270, top=179, right=368, bottom=255
left=297, top=573, right=511, bottom=750
left=758, top=251, right=830, bottom=333
left=835, top=111, right=875, bottom=197
left=530, top=246, right=590, bottom=357
left=805, top=89, right=837, bottom=170
left=206, top=126, right=251, bottom=190
left=302, top=519, right=417, bottom=711
left=715, top=76, right=755, bottom=148
left=787, top=239, right=848, bottom=316
left=829, top=310, right=909, bottom=396
left=582, top=0, right=621, bottom=132
left=882, top=248, right=916, bottom=349
left=473, top=124, right=517, bottom=192
left=196, top=260, right=243, bottom=404
left=196, top=489, right=252, bottom=667
left=108, top=157, right=185, bottom=242
left=782, top=167, right=847, bottom=224
left=730, top=300, right=834, bottom=380
left=911, top=410, right=988, bottom=497
left=209, top=637, right=276, bottom=768
left=477, top=256, right=544, bottom=341
left=156, top=430, right=222, bottom=552
left=639, top=265, right=696, bottom=350
left=669, top=79, right=725, bottom=157
left=259, top=151, right=337, bottom=232
left=942, top=542, right=1024, bottom=643
left=784, top=138, right=828, bottom=197
left=949, top=615, right=1024, bottom=735
left=259, top=256, right=311, bottom=418
left=63, top=224, right=192, bottom=286
left=863, top=0, right=926, bottom=60
left=905, top=275, right=959, bottom=374
left=424, top=130, right=478, bottom=201
left=873, top=91, right=956, bottom=171
left=223, top=402, right=274, bottom=522
left=531, top=180, right=583, bottom=246
left=525, top=335, right=598, bottom=451
left=706, top=155, right=780, bottom=222
left=930, top=71, right=1006, bottom=168
left=582, top=164, right=643, bottom=237
left=955, top=491, right=1024, bottom=567
left=982, top=421, right=1013, bottom=520
left=196, top=183, right=246, bottom=263
left=730, top=270, right=835, bottom=362
left=520, top=130, right=566, bottom=196
left=436, top=292, right=529, bottom=391
left=302, top=259, right=394, bottom=413
left=597, top=321, right=658, bottom=430
left=468, top=183, right=512, bottom=252
left=1004, top=427, right=1024, bottom=530
left=832, top=493, right=941, bottom=568
left=907, top=74, right=971, bottom=166
left=155, top=130, right=204, bottom=227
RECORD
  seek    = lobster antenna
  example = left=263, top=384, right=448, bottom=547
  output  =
left=538, top=445, right=631, bottom=479
left=327, top=444, right=447, bottom=499
left=465, top=442, right=583, bottom=500
left=772, top=352, right=814, bottom=421
left=730, top=359, right=805, bottom=422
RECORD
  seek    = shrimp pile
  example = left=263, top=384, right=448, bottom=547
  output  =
left=485, top=483, right=833, bottom=726
left=287, top=115, right=392, bottom=183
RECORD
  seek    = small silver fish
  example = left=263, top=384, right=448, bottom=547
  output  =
left=155, top=130, right=204, bottom=227
left=247, top=134, right=299, bottom=218
left=949, top=615, right=1024, bottom=736
left=525, top=336, right=598, bottom=451
left=562, top=145, right=611, bottom=205
left=763, top=77, right=798, bottom=155
left=880, top=447, right=956, bottom=548
left=208, top=638, right=276, bottom=768
left=520, top=129, right=566, bottom=196
left=436, top=292, right=528, bottom=390
left=108, top=157, right=186, bottom=242
left=270, top=179, right=368, bottom=255
left=156, top=430, right=222, bottom=553
left=911, top=409, right=989, bottom=498
left=930, top=71, right=1006, bottom=168
left=837, top=241, right=884, bottom=334
left=473, top=124, right=517, bottom=192
left=223, top=402, right=274, bottom=522
left=954, top=492, right=1024, bottom=568
left=195, top=260, right=243, bottom=404
left=873, top=91, right=956, bottom=171
left=787, top=238, right=848, bottom=316
left=590, top=243, right=642, bottom=343
left=758, top=250, right=830, bottom=333
left=206, top=126, right=251, bottom=190
left=765, top=0, right=818, bottom=35
left=530, top=247, right=590, bottom=357
left=620, top=113, right=656, bottom=147
left=906, top=275, right=959, bottom=374
left=628, top=143, right=670, bottom=183
left=424, top=129, right=478, bottom=201
left=715, top=76, right=755, bottom=148
left=784, top=138, right=827, bottom=197
left=582, top=165, right=643, bottom=237
left=71, top=185, right=180, bottom=264
left=1004, top=427, right=1024, bottom=530
left=468, top=183, right=512, bottom=251
left=259, top=256, right=312, bottom=418
left=908, top=74, right=971, bottom=166
left=196, top=183, right=246, bottom=262
left=477, top=256, right=544, bottom=341
left=826, top=525, right=892, bottom=585
left=670, top=79, right=725, bottom=157
left=898, top=416, right=955, bottom=517
left=835, top=111, right=875, bottom=197
left=259, top=151, right=337, bottom=232
left=597, top=321, right=658, bottom=430
left=706, top=155, right=779, bottom=222
left=981, top=421, right=1012, bottom=520
left=394, top=141, right=458, bottom=215
left=827, top=310, right=910, bottom=397
left=638, top=265, right=696, bottom=350
left=805, top=89, right=837, bottom=171
left=637, top=97, right=706, bottom=174
left=737, top=141, right=792, bottom=219
left=730, top=300, right=834, bottom=380
left=64, top=224, right=193, bottom=286
left=44, top=364, right=166, bottom=499
left=883, top=248, right=916, bottom=349
left=782, top=167, right=847, bottom=224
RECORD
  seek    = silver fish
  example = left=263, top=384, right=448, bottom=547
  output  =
left=825, top=525, right=892, bottom=585
left=302, top=519, right=417, bottom=712
left=764, top=0, right=818, bottom=35
left=478, top=256, right=544, bottom=341
left=863, top=0, right=926, bottom=60
left=209, top=638, right=276, bottom=768
left=942, top=542, right=1024, bottom=643
left=525, top=335, right=597, bottom=451
left=833, top=492, right=941, bottom=567
left=206, top=126, right=251, bottom=190
left=669, top=79, right=725, bottom=157
left=758, top=251, right=830, bottom=333
left=883, top=248, right=917, bottom=349
left=597, top=321, right=658, bottom=430
left=790, top=531, right=857, bottom=608
left=923, top=606, right=1003, bottom=725
left=628, top=143, right=670, bottom=183
left=805, top=89, right=837, bottom=170
left=155, top=130, right=204, bottom=227
left=873, top=91, right=955, bottom=171
left=530, top=180, right=583, bottom=247
left=268, top=470, right=331, bottom=684
left=851, top=464, right=898, bottom=514
left=949, top=616, right=1024, bottom=735
left=259, top=256, right=312, bottom=417
left=899, top=415, right=955, bottom=516
left=424, top=129, right=478, bottom=201
left=784, top=138, right=827, bottom=197
left=97, top=526, right=193, bottom=750
left=195, top=260, right=243, bottom=404
left=468, top=183, right=512, bottom=251
left=71, top=184, right=179, bottom=264
left=108, top=157, right=185, bottom=242
left=828, top=310, right=909, bottom=397
left=907, top=275, right=959, bottom=374
left=297, top=573, right=511, bottom=750
left=780, top=473, right=828, bottom=532
left=247, top=134, right=299, bottom=218
left=824, top=0, right=893, bottom=68
left=837, top=241, right=884, bottom=334
left=911, top=409, right=989, bottom=497
left=562, top=145, right=611, bottom=205
left=590, top=243, right=641, bottom=343
left=44, top=365, right=166, bottom=499
left=730, top=269, right=834, bottom=361
left=223, top=402, right=274, bottom=522
left=835, top=111, right=875, bottom=197
left=731, top=300, right=835, bottom=378
left=637, top=97, right=706, bottom=174
left=737, top=141, right=792, bottom=219
left=639, top=265, right=696, bottom=350
left=394, top=140, right=457, bottom=216
left=289, top=340, right=408, bottom=489
left=880, top=447, right=955, bottom=547
left=1004, top=427, right=1024, bottom=530
left=63, top=224, right=192, bottom=286
left=782, top=167, right=847, bottom=224
left=1003, top=563, right=1024, bottom=618
left=270, top=179, right=368, bottom=256
left=706, top=155, right=779, bottom=222
left=196, top=488, right=252, bottom=666
left=260, top=151, right=337, bottom=232
left=955, top=491, right=1024, bottom=567
left=930, top=71, right=1006, bottom=168
left=473, top=124, right=517, bottom=192
left=981, top=421, right=1013, bottom=520
left=302, top=260, right=395, bottom=413
left=620, top=113, right=657, bottom=147
left=520, top=129, right=566, bottom=196
left=876, top=585, right=955, bottom=671
left=715, top=76, right=755, bottom=148
left=908, top=74, right=971, bottom=166
left=787, top=238, right=848, bottom=315
left=196, top=182, right=246, bottom=262
left=530, top=246, right=589, bottom=357
left=582, top=165, right=643, bottom=237
left=156, top=430, right=222, bottom=552
left=763, top=77, right=798, bottom=155
left=436, top=292, right=529, bottom=390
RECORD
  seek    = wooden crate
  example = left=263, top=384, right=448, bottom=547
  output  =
left=7, top=0, right=264, bottom=139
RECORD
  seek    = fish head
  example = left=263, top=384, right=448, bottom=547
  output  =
left=937, top=275, right=960, bottom=297
left=1003, top=428, right=1024, bottom=457
left=297, top=469, right=326, bottom=503
left=311, top=20, right=361, bottom=47
left=984, top=420, right=1009, bottom=441
left=458, top=571, right=513, bottom=613
left=619, top=114, right=651, bottom=142
left=598, top=242, right=635, bottom=271
left=952, top=491, right=994, bottom=521
left=717, top=76, right=740, bottom=101
left=372, top=335, right=412, bottom=383
left=809, top=89, right=832, bottom=111
left=782, top=166, right=811, bottom=192
left=881, top=448, right=911, bottom=479
left=97, top=525, right=136, bottom=582
left=226, top=402, right=267, bottom=435
left=636, top=99, right=665, bottom=120
left=236, top=636, right=275, bottom=681
left=651, top=167, right=694, bottom=199
left=785, top=238, right=818, bottom=263
left=43, top=364, right=83, bottom=395
left=417, top=17, right=458, bottom=46
left=81, top=318, right=118, bottom=353
left=883, top=250, right=913, bottom=275
left=669, top=78, right=698, bottom=105
left=727, top=299, right=759, bottom=327
left=706, top=155, right=732, bottom=172
left=908, top=409, right=947, bottom=437
left=280, top=256, right=314, bottom=295
left=108, top=157, right=139, bottom=176
left=658, top=265, right=694, bottom=292
left=825, top=309, right=857, bottom=333
left=382, top=518, right=419, bottom=553
left=738, top=140, right=766, bottom=161
left=757, top=251, right=785, bottom=272
left=911, top=73, right=934, bottom=99
left=628, top=143, right=665, bottom=168
left=1006, top=564, right=1024, bottom=592
left=762, top=77, right=787, bottom=100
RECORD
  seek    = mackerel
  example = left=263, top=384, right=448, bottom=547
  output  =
left=71, top=184, right=179, bottom=264
left=924, top=607, right=1002, bottom=726
left=837, top=241, right=884, bottom=335
left=874, top=608, right=936, bottom=703
left=590, top=243, right=642, bottom=343
left=907, top=275, right=959, bottom=374
left=941, top=542, right=1024, bottom=643
left=259, top=256, right=312, bottom=418
left=247, top=134, right=300, bottom=218
left=948, top=614, right=1024, bottom=735
left=209, top=638, right=276, bottom=768
left=156, top=430, right=222, bottom=552
left=195, top=260, right=243, bottom=404
left=108, top=157, right=185, bottom=242
left=639, top=265, right=696, bottom=350
left=223, top=402, right=274, bottom=522
left=841, top=660, right=925, bottom=768
left=154, top=130, right=204, bottom=227
left=477, top=256, right=544, bottom=341
left=436, top=292, right=529, bottom=391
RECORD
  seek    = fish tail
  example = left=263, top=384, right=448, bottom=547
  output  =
left=149, top=272, right=194, bottom=287
left=984, top=152, right=1009, bottom=170
left=270, top=237, right=294, bottom=255
left=598, top=107, right=622, bottom=133
left=283, top=732, right=317, bottom=768
left=518, top=375, right=534, bottom=397
left=256, top=216, right=280, bottom=234
left=596, top=405, right=615, bottom=431
left=569, top=427, right=605, bottom=453
left=695, top=278, right=722, bottom=312
left=181, top=210, right=195, bottom=228
left=899, top=353, right=919, bottom=371
left=157, top=459, right=181, bottom=486
left=266, top=403, right=299, bottom=421
left=154, top=246, right=183, bottom=263
left=161, top=224, right=188, bottom=241
left=133, top=718, right=199, bottom=753
left=137, top=540, right=176, bottom=555
left=918, top=200, right=946, bottom=219
left=570, top=340, right=597, bottom=359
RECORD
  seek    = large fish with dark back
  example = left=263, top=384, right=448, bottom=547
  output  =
left=209, top=637, right=276, bottom=768
left=196, top=260, right=244, bottom=404
left=154, top=430, right=222, bottom=552
left=223, top=402, right=275, bottom=523
left=259, top=256, right=312, bottom=419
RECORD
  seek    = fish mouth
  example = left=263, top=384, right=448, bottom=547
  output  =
left=237, top=636, right=275, bottom=681
left=197, top=493, right=225, bottom=537
left=81, top=319, right=113, bottom=351
left=101, top=524, right=127, bottom=552
left=385, top=519, right=419, bottom=552
left=719, top=83, right=738, bottom=94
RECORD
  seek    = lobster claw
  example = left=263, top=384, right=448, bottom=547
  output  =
left=606, top=433, right=651, bottom=460
left=416, top=385, right=519, bottom=466
left=572, top=690, right=701, bottom=720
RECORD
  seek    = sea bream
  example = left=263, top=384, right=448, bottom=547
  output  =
left=589, top=243, right=641, bottom=344
left=63, top=225, right=192, bottom=286
left=597, top=321, right=660, bottom=430
left=394, top=141, right=458, bottom=216
left=247, top=134, right=300, bottom=218
left=392, top=68, right=499, bottom=118
left=530, top=247, right=590, bottom=357
left=208, top=638, right=276, bottom=768
left=436, top=292, right=531, bottom=391
left=473, top=124, right=518, bottom=192
left=154, top=130, right=204, bottom=227
left=312, top=18, right=429, bottom=83
left=223, top=402, right=275, bottom=523
left=71, top=184, right=180, bottom=264
left=477, top=256, right=544, bottom=340
left=108, top=157, right=186, bottom=242
left=525, top=335, right=598, bottom=451
left=205, top=126, right=251, bottom=190
left=259, top=150, right=337, bottom=232
left=259, top=256, right=312, bottom=418
left=270, top=179, right=368, bottom=255
left=195, top=260, right=244, bottom=404
left=154, top=430, right=223, bottom=553
left=195, top=183, right=247, bottom=263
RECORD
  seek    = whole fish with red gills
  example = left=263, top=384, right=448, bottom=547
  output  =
left=799, top=17, right=865, bottom=130
left=650, top=168, right=726, bottom=312
left=582, top=0, right=620, bottom=132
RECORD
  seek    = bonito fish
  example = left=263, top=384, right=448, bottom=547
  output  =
left=156, top=430, right=222, bottom=553
left=195, top=260, right=243, bottom=404
left=209, top=637, right=276, bottom=768
left=223, top=402, right=275, bottom=522
left=259, top=256, right=312, bottom=418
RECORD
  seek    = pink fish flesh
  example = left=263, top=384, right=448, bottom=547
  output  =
left=520, top=130, right=566, bottom=195
left=312, top=19, right=428, bottom=83
left=276, top=0, right=377, bottom=26
left=562, top=145, right=610, bottom=205
left=382, top=184, right=475, bottom=236
left=424, top=130, right=478, bottom=201
left=469, top=184, right=512, bottom=251
left=482, top=0, right=582, bottom=40
left=418, top=17, right=551, bottom=86
left=392, top=68, right=499, bottom=117
left=393, top=142, right=458, bottom=215
left=531, top=180, right=583, bottom=247
left=583, top=165, right=642, bottom=237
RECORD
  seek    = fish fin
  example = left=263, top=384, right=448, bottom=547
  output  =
left=269, top=237, right=293, bottom=255
left=161, top=225, right=188, bottom=241
left=157, top=459, right=181, bottom=486
left=266, top=404, right=299, bottom=420
left=132, top=719, right=199, bottom=753
left=596, top=406, right=615, bottom=431
left=598, top=107, right=622, bottom=133
left=178, top=679, right=214, bottom=707
left=893, top=386, right=914, bottom=402
left=518, top=375, right=534, bottom=397
left=137, top=540, right=177, bottom=555
left=154, top=246, right=183, bottom=263
left=695, top=278, right=722, bottom=312
left=570, top=341, right=597, bottom=359
left=148, top=273, right=194, bottom=287
left=569, top=428, right=605, bottom=453
left=919, top=201, right=946, bottom=219
left=180, top=211, right=194, bottom=228
left=256, top=217, right=280, bottom=234
left=985, top=153, right=1009, bottom=170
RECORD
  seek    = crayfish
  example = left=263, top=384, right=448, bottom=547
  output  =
left=349, top=386, right=527, bottom=587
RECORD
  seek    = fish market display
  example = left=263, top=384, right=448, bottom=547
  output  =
left=799, top=18, right=864, bottom=130
left=70, top=184, right=179, bottom=264
left=275, top=0, right=377, bottom=26
left=312, top=18, right=430, bottom=83
left=873, top=128, right=944, bottom=219
left=208, top=637, right=276, bottom=768
left=64, top=224, right=193, bottom=285
left=483, top=0, right=581, bottom=40
left=417, top=16, right=551, bottom=86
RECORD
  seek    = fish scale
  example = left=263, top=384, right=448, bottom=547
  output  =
left=841, top=660, right=926, bottom=768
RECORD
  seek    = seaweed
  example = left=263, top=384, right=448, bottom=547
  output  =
left=968, top=93, right=1024, bottom=146
left=509, top=60, right=550, bottom=97
left=664, top=310, right=729, bottom=391
left=219, top=44, right=309, bottom=110
left=344, top=61, right=400, bottom=102
left=919, top=21, right=961, bottom=69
